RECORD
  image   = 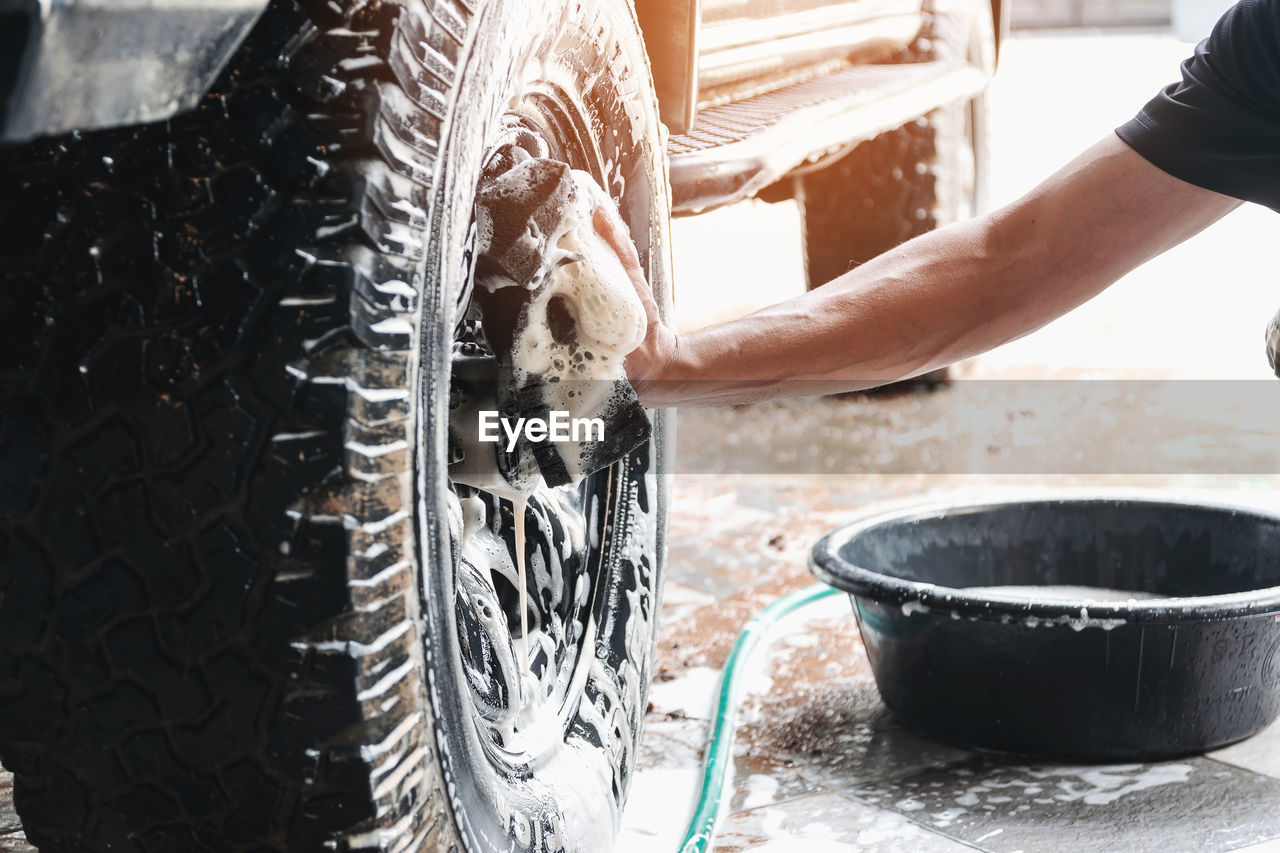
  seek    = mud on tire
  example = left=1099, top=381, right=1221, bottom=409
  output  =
left=0, top=0, right=671, bottom=849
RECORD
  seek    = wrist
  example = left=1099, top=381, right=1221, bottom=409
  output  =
left=629, top=328, right=683, bottom=407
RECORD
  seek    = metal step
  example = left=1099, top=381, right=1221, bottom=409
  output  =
left=667, top=60, right=987, bottom=215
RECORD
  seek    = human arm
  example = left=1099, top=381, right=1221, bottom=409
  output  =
left=600, top=133, right=1241, bottom=406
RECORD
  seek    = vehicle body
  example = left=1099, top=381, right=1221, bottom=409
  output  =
left=3, top=0, right=998, bottom=222
left=0, top=0, right=999, bottom=850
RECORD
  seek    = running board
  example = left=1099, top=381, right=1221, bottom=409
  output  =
left=667, top=61, right=987, bottom=215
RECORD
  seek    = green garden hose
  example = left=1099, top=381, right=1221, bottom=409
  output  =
left=677, top=582, right=843, bottom=853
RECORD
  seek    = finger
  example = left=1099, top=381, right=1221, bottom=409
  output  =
left=591, top=204, right=631, bottom=253
left=593, top=208, right=643, bottom=280
left=592, top=207, right=659, bottom=314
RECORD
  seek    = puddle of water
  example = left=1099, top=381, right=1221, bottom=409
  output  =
left=616, top=767, right=700, bottom=853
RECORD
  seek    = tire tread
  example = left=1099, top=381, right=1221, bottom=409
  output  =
left=0, top=0, right=475, bottom=850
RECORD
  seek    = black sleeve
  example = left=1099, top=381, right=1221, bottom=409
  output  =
left=1116, top=0, right=1280, bottom=212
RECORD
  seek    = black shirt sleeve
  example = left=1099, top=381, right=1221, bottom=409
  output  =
left=1116, top=0, right=1280, bottom=212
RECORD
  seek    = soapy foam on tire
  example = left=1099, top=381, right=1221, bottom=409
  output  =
left=511, top=171, right=646, bottom=483
left=503, top=169, right=646, bottom=383
left=450, top=155, right=650, bottom=853
left=472, top=161, right=648, bottom=487
left=458, top=165, right=647, bottom=716
left=513, top=495, right=529, bottom=685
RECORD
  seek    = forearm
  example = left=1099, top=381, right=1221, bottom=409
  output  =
left=662, top=215, right=1020, bottom=403
left=642, top=135, right=1240, bottom=407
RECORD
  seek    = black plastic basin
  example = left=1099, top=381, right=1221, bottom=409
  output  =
left=810, top=494, right=1280, bottom=760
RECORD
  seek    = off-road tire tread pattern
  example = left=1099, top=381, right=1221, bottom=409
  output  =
left=0, top=0, right=471, bottom=850
left=799, top=113, right=945, bottom=288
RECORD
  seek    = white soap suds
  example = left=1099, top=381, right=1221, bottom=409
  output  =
left=510, top=171, right=646, bottom=483
left=965, top=585, right=1165, bottom=603
left=456, top=170, right=651, bottom=677
left=446, top=165, right=657, bottom=849
left=508, top=169, right=646, bottom=382
left=459, top=169, right=647, bottom=493
left=901, top=599, right=930, bottom=616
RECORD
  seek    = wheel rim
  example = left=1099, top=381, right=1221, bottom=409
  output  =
left=446, top=86, right=637, bottom=772
left=413, top=1, right=671, bottom=846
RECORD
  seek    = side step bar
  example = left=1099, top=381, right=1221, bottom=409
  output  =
left=667, top=60, right=987, bottom=215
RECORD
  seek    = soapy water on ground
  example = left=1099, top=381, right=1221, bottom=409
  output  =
left=667, top=380, right=1280, bottom=477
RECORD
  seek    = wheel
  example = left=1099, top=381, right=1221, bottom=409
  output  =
left=0, top=0, right=672, bottom=848
left=797, top=4, right=993, bottom=291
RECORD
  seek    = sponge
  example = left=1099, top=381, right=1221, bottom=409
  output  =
left=463, top=157, right=652, bottom=491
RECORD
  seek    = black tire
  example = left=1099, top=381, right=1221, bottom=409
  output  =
left=0, top=0, right=671, bottom=849
left=798, top=6, right=994, bottom=291
left=798, top=111, right=958, bottom=288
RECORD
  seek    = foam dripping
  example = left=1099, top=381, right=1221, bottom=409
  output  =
left=452, top=157, right=653, bottom=724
